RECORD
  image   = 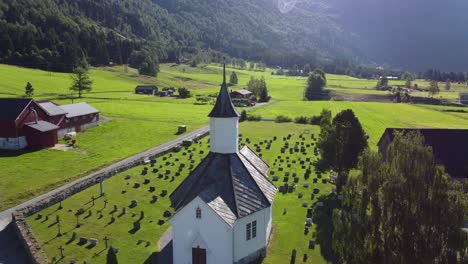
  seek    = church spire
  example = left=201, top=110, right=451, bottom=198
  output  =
left=208, top=62, right=240, bottom=118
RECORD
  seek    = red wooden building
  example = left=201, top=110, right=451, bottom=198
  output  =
left=0, top=98, right=59, bottom=150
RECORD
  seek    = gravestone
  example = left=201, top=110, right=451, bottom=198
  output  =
left=313, top=188, right=319, bottom=194
left=290, top=249, right=296, bottom=264
left=151, top=195, right=158, bottom=203
left=131, top=200, right=138, bottom=207
left=90, top=238, right=98, bottom=247
left=283, top=176, right=289, bottom=183
left=149, top=186, right=155, bottom=192
left=316, top=201, right=324, bottom=207
left=304, top=227, right=309, bottom=235
left=79, top=237, right=88, bottom=244
left=297, top=193, right=303, bottom=198
left=303, top=254, right=308, bottom=262
left=303, top=182, right=310, bottom=188
left=133, top=183, right=140, bottom=188
left=309, top=240, right=315, bottom=249
left=293, top=177, right=299, bottom=183
left=283, top=208, right=287, bottom=215
left=144, top=179, right=150, bottom=184
left=287, top=185, right=294, bottom=193
left=161, top=190, right=168, bottom=197
left=272, top=176, right=279, bottom=181
left=71, top=232, right=77, bottom=241
left=133, top=221, right=140, bottom=230
left=140, top=211, right=145, bottom=220
left=125, top=175, right=132, bottom=180
left=307, top=208, right=313, bottom=218
left=121, top=208, right=126, bottom=215
left=302, top=202, right=308, bottom=207
left=305, top=218, right=313, bottom=226
left=163, top=210, right=172, bottom=217
left=310, top=194, right=315, bottom=200
left=158, top=219, right=165, bottom=225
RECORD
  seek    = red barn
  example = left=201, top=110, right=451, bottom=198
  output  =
left=0, top=98, right=59, bottom=150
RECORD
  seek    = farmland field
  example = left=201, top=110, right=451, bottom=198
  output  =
left=1, top=63, right=468, bottom=212
left=27, top=122, right=330, bottom=263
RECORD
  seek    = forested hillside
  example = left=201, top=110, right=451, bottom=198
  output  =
left=0, top=0, right=358, bottom=73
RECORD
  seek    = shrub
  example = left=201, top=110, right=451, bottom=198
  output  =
left=247, top=115, right=262, bottom=121
left=240, top=110, right=247, bottom=122
left=295, top=116, right=309, bottom=124
left=275, top=115, right=292, bottom=123
left=178, top=87, right=191, bottom=98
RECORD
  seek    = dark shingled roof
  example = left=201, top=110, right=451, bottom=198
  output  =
left=0, top=98, right=32, bottom=121
left=25, top=121, right=59, bottom=132
left=170, top=146, right=276, bottom=226
left=208, top=64, right=240, bottom=118
left=378, top=128, right=468, bottom=179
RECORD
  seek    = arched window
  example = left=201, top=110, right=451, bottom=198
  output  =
left=196, top=207, right=202, bottom=219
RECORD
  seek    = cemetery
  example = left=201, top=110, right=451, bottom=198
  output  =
left=26, top=122, right=333, bottom=263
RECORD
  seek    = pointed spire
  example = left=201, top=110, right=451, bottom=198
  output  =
left=208, top=60, right=240, bottom=118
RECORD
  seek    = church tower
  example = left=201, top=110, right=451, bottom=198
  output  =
left=208, top=64, right=240, bottom=154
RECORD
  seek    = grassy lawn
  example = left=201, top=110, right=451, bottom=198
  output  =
left=27, top=122, right=330, bottom=263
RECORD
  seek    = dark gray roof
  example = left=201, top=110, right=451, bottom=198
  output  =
left=0, top=98, right=32, bottom=121
left=25, top=121, right=59, bottom=132
left=208, top=65, right=240, bottom=118
left=233, top=89, right=252, bottom=95
left=170, top=146, right=276, bottom=226
left=38, top=102, right=67, bottom=116
left=59, top=103, right=99, bottom=118
left=135, top=85, right=157, bottom=90
left=378, top=128, right=468, bottom=179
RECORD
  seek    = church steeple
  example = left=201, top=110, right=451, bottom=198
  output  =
left=208, top=62, right=240, bottom=154
left=208, top=63, right=240, bottom=118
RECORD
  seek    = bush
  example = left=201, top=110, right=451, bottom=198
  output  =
left=178, top=87, right=191, bottom=98
left=275, top=115, right=292, bottom=123
left=295, top=116, right=309, bottom=124
left=240, top=110, right=247, bottom=122
left=247, top=115, right=262, bottom=121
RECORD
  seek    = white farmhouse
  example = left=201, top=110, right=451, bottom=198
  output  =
left=169, top=65, right=277, bottom=264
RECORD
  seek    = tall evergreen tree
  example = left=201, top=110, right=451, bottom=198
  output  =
left=259, top=78, right=270, bottom=102
left=429, top=80, right=440, bottom=97
left=70, top=67, right=93, bottom=98
left=229, top=71, right=238, bottom=85
left=25, top=82, right=34, bottom=97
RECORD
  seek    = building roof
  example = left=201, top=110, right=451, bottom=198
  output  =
left=378, top=128, right=468, bottom=179
left=135, top=85, right=157, bottom=90
left=25, top=120, right=59, bottom=132
left=59, top=103, right=99, bottom=118
left=170, top=146, right=277, bottom=226
left=233, top=89, right=253, bottom=95
left=0, top=98, right=32, bottom=121
left=38, top=102, right=68, bottom=117
left=208, top=64, right=240, bottom=118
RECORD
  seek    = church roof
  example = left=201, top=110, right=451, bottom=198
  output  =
left=208, top=64, right=240, bottom=118
left=170, top=146, right=277, bottom=226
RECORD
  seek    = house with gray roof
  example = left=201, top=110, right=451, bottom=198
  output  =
left=169, top=65, right=277, bottom=264
left=58, top=102, right=100, bottom=135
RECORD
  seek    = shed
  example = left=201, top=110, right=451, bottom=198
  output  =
left=59, top=102, right=100, bottom=133
left=23, top=121, right=59, bottom=148
left=135, top=85, right=158, bottom=95
left=230, top=89, right=253, bottom=99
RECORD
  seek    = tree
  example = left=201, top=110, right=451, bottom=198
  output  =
left=405, top=79, right=411, bottom=88
left=239, top=110, right=247, bottom=122
left=177, top=87, right=191, bottom=98
left=24, top=82, right=34, bottom=97
left=429, top=80, right=440, bottom=97
left=304, top=68, right=327, bottom=100
left=69, top=67, right=93, bottom=98
left=330, top=132, right=468, bottom=263
left=375, top=76, right=389, bottom=90
left=259, top=78, right=270, bottom=102
left=445, top=80, right=451, bottom=91
left=106, top=247, right=118, bottom=264
left=229, top=71, right=238, bottom=85
left=317, top=109, right=368, bottom=192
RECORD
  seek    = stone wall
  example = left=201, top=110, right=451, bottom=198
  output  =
left=11, top=131, right=209, bottom=264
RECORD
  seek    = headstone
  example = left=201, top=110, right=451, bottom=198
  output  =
left=313, top=188, right=319, bottom=194
left=140, top=211, right=145, bottom=220
left=305, top=218, right=313, bottom=226
left=272, top=176, right=279, bottom=181
left=71, top=232, right=77, bottom=241
left=316, top=201, right=324, bottom=207
left=283, top=208, right=287, bottom=215
left=302, top=202, right=308, bottom=207
left=310, top=194, right=315, bottom=200
left=90, top=238, right=98, bottom=246
left=309, top=240, right=315, bottom=249
left=163, top=210, right=172, bottom=217
left=290, top=249, right=297, bottom=264
left=131, top=200, right=138, bottom=207
left=161, top=190, right=167, bottom=197
left=303, top=254, right=308, bottom=262
left=307, top=208, right=313, bottom=218
left=158, top=219, right=165, bottom=225
left=149, top=186, right=155, bottom=192
left=303, top=182, right=310, bottom=188
left=133, top=221, right=141, bottom=230
left=297, top=193, right=303, bottom=198
left=144, top=179, right=150, bottom=184
left=133, top=183, right=140, bottom=188
left=151, top=195, right=158, bottom=203
left=125, top=175, right=132, bottom=180
left=79, top=237, right=88, bottom=244
left=304, top=227, right=309, bottom=235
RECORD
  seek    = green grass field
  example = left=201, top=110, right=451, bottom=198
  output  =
left=1, top=63, right=468, bottom=211
left=27, top=122, right=329, bottom=263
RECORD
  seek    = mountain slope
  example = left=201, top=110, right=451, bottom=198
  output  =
left=0, top=0, right=358, bottom=71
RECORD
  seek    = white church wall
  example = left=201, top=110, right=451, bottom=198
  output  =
left=170, top=197, right=233, bottom=264
left=209, top=117, right=238, bottom=153
left=232, top=206, right=271, bottom=263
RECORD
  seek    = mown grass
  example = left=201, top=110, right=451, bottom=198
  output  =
left=27, top=122, right=330, bottom=263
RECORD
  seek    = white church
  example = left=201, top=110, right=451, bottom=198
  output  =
left=169, top=65, right=277, bottom=264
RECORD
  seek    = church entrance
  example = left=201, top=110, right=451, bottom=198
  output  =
left=192, top=247, right=207, bottom=264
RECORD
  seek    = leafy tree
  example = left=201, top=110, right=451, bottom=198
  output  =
left=445, top=80, right=451, bottom=91
left=24, top=82, right=34, bottom=97
left=177, top=87, right=191, bottom=98
left=247, top=77, right=268, bottom=101
left=69, top=67, right=93, bottom=98
left=429, top=80, right=440, bottom=97
left=239, top=110, right=247, bottom=122
left=106, top=247, right=118, bottom=264
left=229, top=71, right=238, bottom=85
left=317, top=109, right=368, bottom=192
left=331, top=132, right=468, bottom=263
left=375, top=76, right=389, bottom=90
left=304, top=68, right=327, bottom=100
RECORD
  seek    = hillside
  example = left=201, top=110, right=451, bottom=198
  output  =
left=0, top=0, right=357, bottom=72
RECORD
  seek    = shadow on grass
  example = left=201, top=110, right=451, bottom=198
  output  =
left=0, top=148, right=39, bottom=157
left=143, top=240, right=173, bottom=264
left=313, top=193, right=340, bottom=264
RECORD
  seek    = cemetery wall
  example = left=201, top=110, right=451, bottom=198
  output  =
left=11, top=131, right=209, bottom=264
